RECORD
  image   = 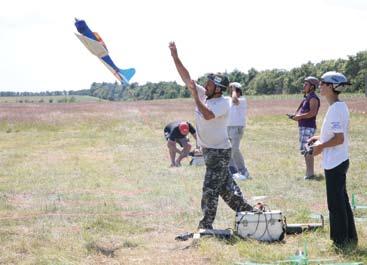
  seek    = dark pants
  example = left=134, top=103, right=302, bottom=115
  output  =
left=325, top=159, right=358, bottom=247
left=198, top=148, right=253, bottom=229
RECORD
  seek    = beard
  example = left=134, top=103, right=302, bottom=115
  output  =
left=205, top=89, right=216, bottom=100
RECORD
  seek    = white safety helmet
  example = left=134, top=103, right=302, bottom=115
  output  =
left=304, top=76, right=319, bottom=88
left=320, top=71, right=351, bottom=92
left=229, top=82, right=243, bottom=95
left=229, top=82, right=242, bottom=89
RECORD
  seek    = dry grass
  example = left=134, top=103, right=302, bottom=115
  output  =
left=0, top=95, right=366, bottom=264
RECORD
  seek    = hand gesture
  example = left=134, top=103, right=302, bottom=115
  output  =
left=228, top=85, right=233, bottom=95
left=254, top=202, right=265, bottom=212
left=188, top=80, right=198, bottom=98
left=311, top=144, right=322, bottom=156
left=169, top=41, right=178, bottom=58
left=307, top=136, right=319, bottom=144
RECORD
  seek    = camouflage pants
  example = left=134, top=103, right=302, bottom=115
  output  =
left=198, top=148, right=253, bottom=229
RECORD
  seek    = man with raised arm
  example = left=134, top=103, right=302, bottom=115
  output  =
left=168, top=42, right=254, bottom=229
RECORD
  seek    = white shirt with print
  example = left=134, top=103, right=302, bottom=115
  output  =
left=194, top=84, right=231, bottom=149
left=320, top=101, right=349, bottom=170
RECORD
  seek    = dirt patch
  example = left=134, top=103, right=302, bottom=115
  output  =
left=0, top=209, right=178, bottom=221
left=248, top=97, right=367, bottom=117
left=1, top=97, right=364, bottom=126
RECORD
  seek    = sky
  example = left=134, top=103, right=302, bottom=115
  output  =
left=1, top=0, right=367, bottom=92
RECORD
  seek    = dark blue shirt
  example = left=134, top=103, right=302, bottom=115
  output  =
left=298, top=91, right=320, bottom=129
left=164, top=121, right=196, bottom=141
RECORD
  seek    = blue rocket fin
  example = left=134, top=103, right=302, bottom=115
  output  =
left=119, top=68, right=136, bottom=83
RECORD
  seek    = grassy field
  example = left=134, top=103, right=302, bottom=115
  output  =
left=0, top=95, right=366, bottom=264
left=0, top=95, right=102, bottom=103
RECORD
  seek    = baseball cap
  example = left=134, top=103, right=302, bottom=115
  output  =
left=178, top=122, right=189, bottom=135
left=207, top=73, right=229, bottom=89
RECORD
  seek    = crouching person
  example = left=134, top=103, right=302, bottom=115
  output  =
left=164, top=121, right=197, bottom=167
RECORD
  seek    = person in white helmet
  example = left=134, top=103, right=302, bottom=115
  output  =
left=309, top=71, right=357, bottom=249
left=227, top=82, right=251, bottom=180
left=289, top=76, right=320, bottom=180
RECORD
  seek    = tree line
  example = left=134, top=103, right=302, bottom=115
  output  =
left=1, top=50, right=366, bottom=100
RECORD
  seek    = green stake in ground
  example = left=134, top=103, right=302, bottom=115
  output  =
left=351, top=194, right=367, bottom=210
left=236, top=242, right=363, bottom=265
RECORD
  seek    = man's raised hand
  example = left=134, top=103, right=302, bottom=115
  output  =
left=169, top=41, right=178, bottom=58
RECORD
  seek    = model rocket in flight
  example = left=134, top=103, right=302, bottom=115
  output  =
left=74, top=18, right=135, bottom=84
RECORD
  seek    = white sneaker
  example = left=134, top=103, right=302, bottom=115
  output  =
left=232, top=173, right=240, bottom=180
left=232, top=173, right=248, bottom=181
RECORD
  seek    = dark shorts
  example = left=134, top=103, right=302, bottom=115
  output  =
left=175, top=137, right=189, bottom=147
left=164, top=132, right=189, bottom=148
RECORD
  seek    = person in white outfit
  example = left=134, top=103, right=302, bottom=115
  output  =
left=309, top=71, right=357, bottom=249
left=227, top=82, right=251, bottom=180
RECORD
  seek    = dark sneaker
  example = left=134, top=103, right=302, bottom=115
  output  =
left=304, top=175, right=316, bottom=180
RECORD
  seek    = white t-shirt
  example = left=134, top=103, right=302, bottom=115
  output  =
left=320, top=101, right=349, bottom=170
left=194, top=84, right=231, bottom=149
left=227, top=96, right=247, bottom=127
